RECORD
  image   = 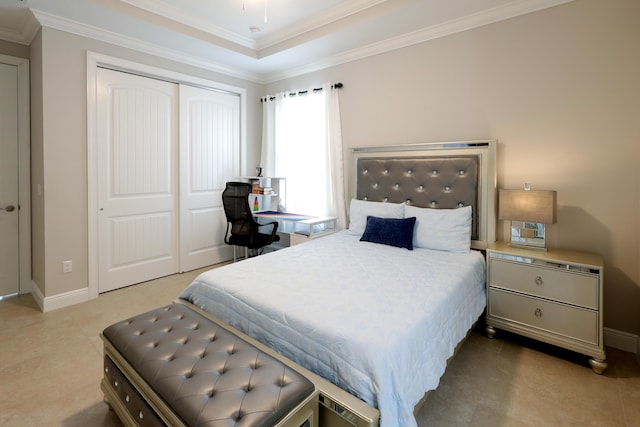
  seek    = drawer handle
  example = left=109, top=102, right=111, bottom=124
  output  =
left=534, top=276, right=543, bottom=286
left=534, top=308, right=543, bottom=318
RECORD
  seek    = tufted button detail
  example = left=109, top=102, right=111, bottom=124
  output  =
left=458, top=202, right=465, bottom=207
left=444, top=185, right=451, bottom=191
left=363, top=168, right=368, bottom=174
left=383, top=169, right=389, bottom=175
left=459, top=169, right=466, bottom=175
left=373, top=183, right=379, bottom=189
left=407, top=169, right=413, bottom=175
left=431, top=170, right=438, bottom=175
left=394, top=183, right=399, bottom=189
left=405, top=199, right=412, bottom=205
left=418, top=185, right=424, bottom=190
left=383, top=197, right=389, bottom=202
left=430, top=201, right=437, bottom=207
left=103, top=303, right=316, bottom=427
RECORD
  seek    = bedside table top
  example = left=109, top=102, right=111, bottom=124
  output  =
left=488, top=242, right=603, bottom=270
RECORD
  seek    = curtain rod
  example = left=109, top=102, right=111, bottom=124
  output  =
left=260, top=82, right=343, bottom=102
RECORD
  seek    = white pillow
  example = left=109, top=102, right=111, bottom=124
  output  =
left=404, top=204, right=472, bottom=253
left=348, top=199, right=405, bottom=236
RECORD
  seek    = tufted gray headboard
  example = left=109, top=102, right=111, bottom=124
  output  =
left=356, top=156, right=480, bottom=239
left=350, top=141, right=496, bottom=249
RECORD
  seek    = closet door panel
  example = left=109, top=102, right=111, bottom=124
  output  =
left=179, top=85, right=240, bottom=271
left=97, top=68, right=179, bottom=293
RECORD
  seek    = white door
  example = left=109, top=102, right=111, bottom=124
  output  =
left=0, top=62, right=19, bottom=297
left=179, top=85, right=239, bottom=271
left=97, top=68, right=179, bottom=293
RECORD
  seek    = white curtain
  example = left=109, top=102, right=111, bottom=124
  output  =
left=259, top=92, right=282, bottom=178
left=260, top=84, right=346, bottom=228
left=324, top=83, right=346, bottom=229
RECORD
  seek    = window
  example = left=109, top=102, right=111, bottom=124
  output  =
left=261, top=84, right=346, bottom=226
left=275, top=91, right=327, bottom=215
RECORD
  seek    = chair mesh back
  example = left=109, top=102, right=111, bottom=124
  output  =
left=222, top=182, right=254, bottom=237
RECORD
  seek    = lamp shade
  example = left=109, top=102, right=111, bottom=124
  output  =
left=499, top=189, right=557, bottom=224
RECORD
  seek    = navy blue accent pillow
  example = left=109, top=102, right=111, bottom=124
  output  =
left=360, top=216, right=416, bottom=250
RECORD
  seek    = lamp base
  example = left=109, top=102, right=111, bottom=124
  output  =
left=509, top=221, right=547, bottom=251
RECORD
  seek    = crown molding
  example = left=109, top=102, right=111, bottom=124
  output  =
left=119, top=0, right=386, bottom=53
left=262, top=0, right=575, bottom=83
left=30, top=9, right=263, bottom=83
left=255, top=0, right=386, bottom=51
left=0, top=27, right=26, bottom=45
left=27, top=0, right=574, bottom=85
left=0, top=9, right=40, bottom=45
left=119, top=0, right=258, bottom=50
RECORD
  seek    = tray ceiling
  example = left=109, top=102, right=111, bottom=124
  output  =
left=0, top=0, right=573, bottom=83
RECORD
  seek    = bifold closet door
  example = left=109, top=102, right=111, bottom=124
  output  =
left=97, top=68, right=179, bottom=293
left=179, top=85, right=239, bottom=272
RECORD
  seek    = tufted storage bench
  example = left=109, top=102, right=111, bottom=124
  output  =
left=101, top=302, right=318, bottom=427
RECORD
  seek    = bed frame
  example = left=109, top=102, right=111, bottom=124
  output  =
left=347, top=140, right=497, bottom=420
left=102, top=140, right=497, bottom=427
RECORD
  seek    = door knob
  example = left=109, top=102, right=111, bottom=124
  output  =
left=1, top=205, right=16, bottom=212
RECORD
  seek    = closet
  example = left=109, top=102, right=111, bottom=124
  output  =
left=95, top=67, right=240, bottom=293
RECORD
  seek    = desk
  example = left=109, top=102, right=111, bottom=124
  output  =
left=254, top=211, right=337, bottom=247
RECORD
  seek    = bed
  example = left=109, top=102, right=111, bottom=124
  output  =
left=179, top=141, right=497, bottom=427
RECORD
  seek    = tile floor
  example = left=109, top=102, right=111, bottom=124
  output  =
left=0, top=266, right=638, bottom=426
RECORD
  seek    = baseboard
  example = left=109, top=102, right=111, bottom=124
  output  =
left=30, top=283, right=90, bottom=312
left=30, top=281, right=44, bottom=311
left=604, top=327, right=639, bottom=354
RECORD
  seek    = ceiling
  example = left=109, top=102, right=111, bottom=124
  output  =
left=0, top=0, right=572, bottom=83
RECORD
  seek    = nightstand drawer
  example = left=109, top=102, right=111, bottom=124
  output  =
left=489, top=258, right=598, bottom=309
left=488, top=288, right=598, bottom=345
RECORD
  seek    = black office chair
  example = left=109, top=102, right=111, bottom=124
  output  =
left=222, top=182, right=280, bottom=261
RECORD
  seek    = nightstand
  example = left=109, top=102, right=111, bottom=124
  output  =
left=485, top=242, right=606, bottom=374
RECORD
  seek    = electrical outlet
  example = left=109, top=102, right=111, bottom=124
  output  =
left=63, top=260, right=72, bottom=273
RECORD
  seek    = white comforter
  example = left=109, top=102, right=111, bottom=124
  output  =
left=179, top=231, right=486, bottom=427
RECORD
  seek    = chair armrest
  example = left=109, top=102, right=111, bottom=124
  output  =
left=257, top=221, right=279, bottom=237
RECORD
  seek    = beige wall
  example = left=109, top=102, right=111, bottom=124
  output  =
left=20, top=0, right=640, bottom=337
left=264, top=0, right=640, bottom=335
left=29, top=30, right=45, bottom=294
left=30, top=27, right=263, bottom=300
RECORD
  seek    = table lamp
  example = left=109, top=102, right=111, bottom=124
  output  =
left=498, top=187, right=557, bottom=251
